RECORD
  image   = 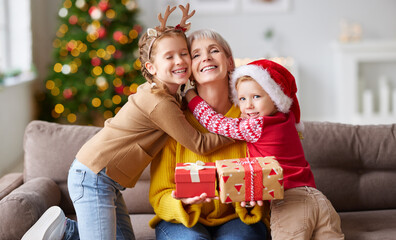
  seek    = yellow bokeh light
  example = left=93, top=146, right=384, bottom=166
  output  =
left=104, top=65, right=115, bottom=74
left=106, top=45, right=116, bottom=54
left=119, top=35, right=128, bottom=44
left=103, top=53, right=111, bottom=61
left=54, top=104, right=65, bottom=114
left=112, top=95, right=122, bottom=105
left=70, top=62, right=78, bottom=73
left=87, top=34, right=95, bottom=43
left=106, top=9, right=116, bottom=19
left=80, top=44, right=87, bottom=52
left=115, top=107, right=121, bottom=114
left=92, top=20, right=101, bottom=28
left=130, top=83, right=138, bottom=93
left=129, top=29, right=138, bottom=39
left=97, top=49, right=106, bottom=58
left=51, top=110, right=60, bottom=118
left=64, top=0, right=72, bottom=8
left=56, top=31, right=65, bottom=38
left=54, top=63, right=63, bottom=73
left=104, top=99, right=113, bottom=108
left=123, top=86, right=131, bottom=95
left=60, top=49, right=69, bottom=57
left=59, top=24, right=69, bottom=34
left=113, top=78, right=122, bottom=87
left=67, top=113, right=77, bottom=123
left=97, top=82, right=109, bottom=91
left=46, top=80, right=55, bottom=90
left=51, top=88, right=60, bottom=96
left=74, top=58, right=82, bottom=66
left=88, top=33, right=98, bottom=42
left=104, top=110, right=113, bottom=119
left=92, top=66, right=103, bottom=76
left=71, top=49, right=80, bottom=57
left=76, top=41, right=83, bottom=49
left=92, top=98, right=102, bottom=107
left=53, top=39, right=61, bottom=48
left=123, top=64, right=131, bottom=72
left=133, top=59, right=141, bottom=70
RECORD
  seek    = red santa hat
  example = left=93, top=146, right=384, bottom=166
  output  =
left=230, top=59, right=304, bottom=132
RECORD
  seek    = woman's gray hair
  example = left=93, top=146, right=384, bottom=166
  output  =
left=187, top=29, right=235, bottom=68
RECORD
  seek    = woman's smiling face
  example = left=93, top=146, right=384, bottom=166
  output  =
left=190, top=38, right=233, bottom=85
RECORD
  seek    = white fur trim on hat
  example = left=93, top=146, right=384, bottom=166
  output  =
left=230, top=64, right=293, bottom=113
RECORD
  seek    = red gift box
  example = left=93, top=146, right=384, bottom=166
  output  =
left=174, top=161, right=216, bottom=198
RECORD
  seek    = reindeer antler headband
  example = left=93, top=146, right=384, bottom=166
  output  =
left=147, top=3, right=195, bottom=59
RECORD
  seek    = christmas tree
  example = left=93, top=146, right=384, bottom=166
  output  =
left=38, top=0, right=145, bottom=126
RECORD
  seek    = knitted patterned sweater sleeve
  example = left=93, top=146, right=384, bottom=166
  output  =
left=188, top=96, right=263, bottom=143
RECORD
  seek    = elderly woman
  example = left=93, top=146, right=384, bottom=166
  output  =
left=148, top=29, right=270, bottom=240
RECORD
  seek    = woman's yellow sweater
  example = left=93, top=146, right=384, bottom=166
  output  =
left=148, top=104, right=270, bottom=229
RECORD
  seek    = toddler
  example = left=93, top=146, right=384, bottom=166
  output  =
left=187, top=59, right=344, bottom=240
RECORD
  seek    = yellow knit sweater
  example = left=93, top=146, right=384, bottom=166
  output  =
left=149, top=105, right=270, bottom=229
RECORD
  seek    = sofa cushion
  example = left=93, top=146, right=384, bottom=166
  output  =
left=0, top=177, right=60, bottom=240
left=339, top=209, right=396, bottom=239
left=302, top=122, right=396, bottom=212
left=23, top=120, right=101, bottom=214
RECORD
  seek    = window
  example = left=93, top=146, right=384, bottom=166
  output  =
left=0, top=0, right=33, bottom=85
left=0, top=0, right=8, bottom=73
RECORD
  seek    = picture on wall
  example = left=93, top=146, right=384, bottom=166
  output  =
left=242, top=0, right=290, bottom=13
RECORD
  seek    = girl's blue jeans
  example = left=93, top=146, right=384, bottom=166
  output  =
left=64, top=159, right=135, bottom=240
left=155, top=218, right=268, bottom=240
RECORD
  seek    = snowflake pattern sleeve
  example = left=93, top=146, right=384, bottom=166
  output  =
left=188, top=96, right=263, bottom=143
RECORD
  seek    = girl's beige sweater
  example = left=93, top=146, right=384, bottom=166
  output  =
left=76, top=82, right=232, bottom=188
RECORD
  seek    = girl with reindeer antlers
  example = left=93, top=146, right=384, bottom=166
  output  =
left=22, top=4, right=233, bottom=240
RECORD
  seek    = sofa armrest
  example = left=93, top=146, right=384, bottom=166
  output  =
left=0, top=177, right=61, bottom=240
left=0, top=172, right=23, bottom=200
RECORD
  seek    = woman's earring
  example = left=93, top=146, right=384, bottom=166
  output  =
left=189, top=79, right=195, bottom=86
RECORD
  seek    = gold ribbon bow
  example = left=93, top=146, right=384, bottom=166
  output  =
left=176, top=161, right=215, bottom=182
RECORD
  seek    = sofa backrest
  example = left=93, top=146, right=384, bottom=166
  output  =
left=301, top=121, right=396, bottom=212
left=23, top=120, right=153, bottom=215
left=24, top=120, right=396, bottom=214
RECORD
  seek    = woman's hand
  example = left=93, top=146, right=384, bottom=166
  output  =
left=185, top=89, right=198, bottom=103
left=172, top=191, right=218, bottom=205
left=240, top=200, right=264, bottom=208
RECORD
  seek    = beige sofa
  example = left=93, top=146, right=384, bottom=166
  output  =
left=0, top=120, right=396, bottom=239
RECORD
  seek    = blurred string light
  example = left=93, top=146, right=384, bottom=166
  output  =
left=41, top=0, right=146, bottom=125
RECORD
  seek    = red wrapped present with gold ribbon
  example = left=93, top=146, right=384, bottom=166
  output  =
left=216, top=157, right=284, bottom=203
left=175, top=161, right=216, bottom=198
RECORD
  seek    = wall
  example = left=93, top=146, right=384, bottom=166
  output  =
left=29, top=0, right=396, bottom=122
left=0, top=80, right=34, bottom=176
left=137, top=0, right=396, bottom=122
